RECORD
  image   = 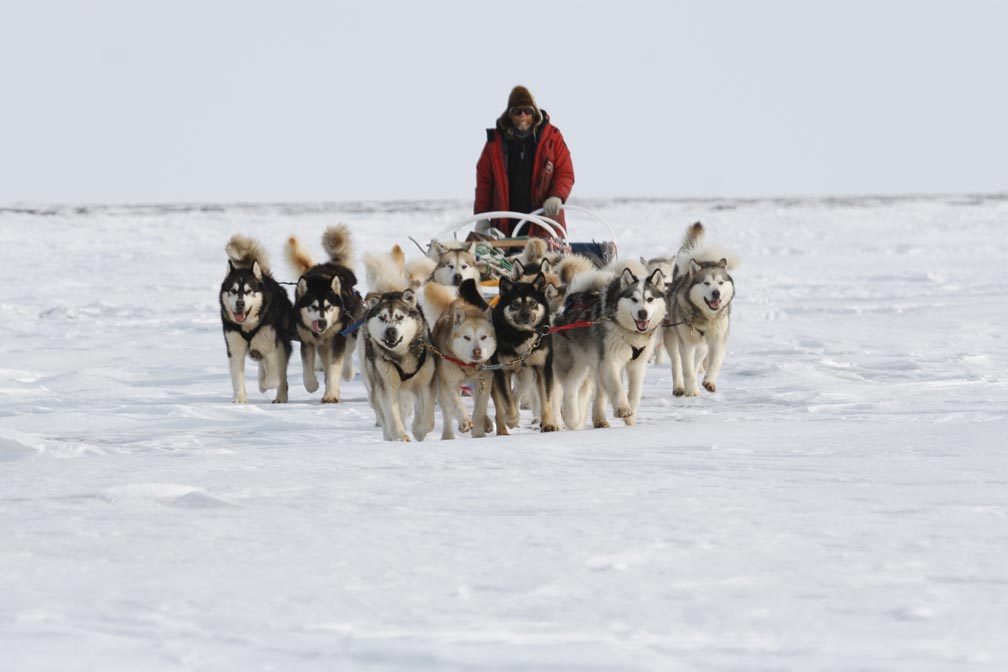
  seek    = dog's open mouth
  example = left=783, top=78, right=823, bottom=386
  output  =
left=381, top=336, right=403, bottom=349
left=311, top=320, right=325, bottom=333
left=705, top=298, right=721, bottom=310
left=233, top=311, right=247, bottom=323
left=635, top=318, right=650, bottom=332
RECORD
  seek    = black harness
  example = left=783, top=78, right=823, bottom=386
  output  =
left=387, top=343, right=428, bottom=381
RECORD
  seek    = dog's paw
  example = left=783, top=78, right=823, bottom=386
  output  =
left=506, top=414, right=520, bottom=429
left=593, top=420, right=610, bottom=429
left=321, top=394, right=340, bottom=403
left=615, top=405, right=633, bottom=419
left=541, top=423, right=559, bottom=433
left=232, top=395, right=248, bottom=404
left=673, top=387, right=685, bottom=397
left=304, top=375, right=319, bottom=393
left=483, top=416, right=495, bottom=433
left=685, top=387, right=701, bottom=397
left=622, top=413, right=636, bottom=426
left=703, top=380, right=717, bottom=393
left=397, top=434, right=412, bottom=442
left=458, top=417, right=473, bottom=433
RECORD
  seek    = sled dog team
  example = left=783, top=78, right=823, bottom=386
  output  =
left=219, top=222, right=737, bottom=441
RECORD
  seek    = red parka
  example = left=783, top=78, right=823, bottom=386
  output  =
left=474, top=110, right=575, bottom=237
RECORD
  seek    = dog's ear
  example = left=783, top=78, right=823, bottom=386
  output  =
left=227, top=259, right=236, bottom=273
left=467, top=241, right=478, bottom=257
left=511, top=259, right=526, bottom=281
left=401, top=288, right=418, bottom=307
left=532, top=272, right=548, bottom=293
left=330, top=274, right=342, bottom=296
left=296, top=278, right=308, bottom=299
left=452, top=304, right=466, bottom=326
left=689, top=259, right=702, bottom=277
left=639, top=255, right=647, bottom=267
left=545, top=283, right=560, bottom=304
left=647, top=268, right=665, bottom=293
left=251, top=261, right=263, bottom=281
left=498, top=277, right=513, bottom=296
left=540, top=257, right=552, bottom=275
left=458, top=278, right=490, bottom=311
left=430, top=241, right=447, bottom=258
left=620, top=267, right=638, bottom=288
left=364, top=292, right=382, bottom=309
left=716, top=258, right=728, bottom=269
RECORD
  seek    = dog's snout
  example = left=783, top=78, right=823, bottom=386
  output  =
left=317, top=318, right=327, bottom=329
left=711, top=289, right=721, bottom=299
left=637, top=309, right=648, bottom=320
left=452, top=273, right=462, bottom=285
left=384, top=327, right=398, bottom=341
left=472, top=347, right=482, bottom=360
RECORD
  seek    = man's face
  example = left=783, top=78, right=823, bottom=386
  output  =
left=509, top=106, right=534, bottom=132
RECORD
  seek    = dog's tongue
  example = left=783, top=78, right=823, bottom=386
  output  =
left=635, top=318, right=650, bottom=332
left=233, top=312, right=246, bottom=323
left=709, top=299, right=721, bottom=310
left=312, top=319, right=323, bottom=333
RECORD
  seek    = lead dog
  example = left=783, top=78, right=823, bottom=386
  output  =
left=661, top=222, right=737, bottom=396
left=219, top=234, right=292, bottom=403
left=359, top=288, right=436, bottom=442
left=553, top=259, right=666, bottom=428
left=285, top=224, right=363, bottom=403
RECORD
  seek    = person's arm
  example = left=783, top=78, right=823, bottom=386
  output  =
left=474, top=144, right=495, bottom=215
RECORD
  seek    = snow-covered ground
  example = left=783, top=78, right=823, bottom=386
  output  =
left=2, top=195, right=1007, bottom=670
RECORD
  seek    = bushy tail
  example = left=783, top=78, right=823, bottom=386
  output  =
left=321, top=223, right=353, bottom=266
left=284, top=235, right=315, bottom=275
left=674, top=221, right=739, bottom=275
left=225, top=234, right=272, bottom=275
left=363, top=244, right=410, bottom=293
left=679, top=221, right=705, bottom=255
left=423, top=281, right=458, bottom=318
left=555, top=254, right=596, bottom=287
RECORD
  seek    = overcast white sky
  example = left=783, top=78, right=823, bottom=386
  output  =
left=1, top=0, right=1005, bottom=204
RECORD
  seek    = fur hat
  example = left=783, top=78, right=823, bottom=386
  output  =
left=503, top=85, right=543, bottom=126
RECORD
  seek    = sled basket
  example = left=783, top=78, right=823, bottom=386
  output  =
left=430, top=206, right=619, bottom=283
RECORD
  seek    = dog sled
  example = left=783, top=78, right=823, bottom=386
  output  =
left=427, top=205, right=619, bottom=292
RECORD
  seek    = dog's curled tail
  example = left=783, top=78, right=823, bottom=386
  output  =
left=680, top=221, right=705, bottom=254
left=554, top=254, right=596, bottom=287
left=363, top=245, right=410, bottom=294
left=322, top=223, right=353, bottom=266
left=284, top=235, right=315, bottom=275
left=423, top=281, right=458, bottom=318
left=225, top=234, right=271, bottom=275
left=519, top=238, right=549, bottom=264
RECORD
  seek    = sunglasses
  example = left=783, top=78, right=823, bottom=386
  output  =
left=509, top=106, right=535, bottom=117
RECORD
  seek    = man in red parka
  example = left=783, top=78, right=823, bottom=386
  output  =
left=474, top=85, right=575, bottom=238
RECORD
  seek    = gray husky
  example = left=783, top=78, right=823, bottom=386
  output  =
left=553, top=260, right=666, bottom=429
left=219, top=234, right=293, bottom=403
left=661, top=222, right=737, bottom=396
left=359, top=289, right=436, bottom=442
left=285, top=224, right=362, bottom=403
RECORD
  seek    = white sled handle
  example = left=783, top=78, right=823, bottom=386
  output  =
left=519, top=204, right=618, bottom=242
left=434, top=211, right=567, bottom=242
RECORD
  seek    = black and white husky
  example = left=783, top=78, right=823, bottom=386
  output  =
left=489, top=272, right=558, bottom=434
left=285, top=224, right=363, bottom=403
left=553, top=260, right=666, bottom=428
left=219, top=234, right=293, bottom=403
left=359, top=289, right=436, bottom=442
left=661, top=222, right=737, bottom=396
